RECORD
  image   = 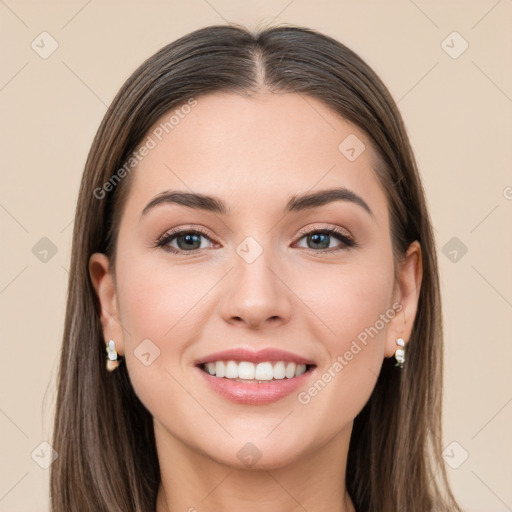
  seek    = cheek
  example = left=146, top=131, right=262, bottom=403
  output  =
left=294, top=256, right=395, bottom=413
left=300, top=255, right=395, bottom=354
left=113, top=256, right=211, bottom=425
left=116, top=255, right=214, bottom=342
left=114, top=254, right=224, bottom=398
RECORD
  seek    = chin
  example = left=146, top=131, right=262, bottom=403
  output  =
left=199, top=433, right=313, bottom=471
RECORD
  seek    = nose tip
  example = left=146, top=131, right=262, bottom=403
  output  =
left=220, top=257, right=293, bottom=329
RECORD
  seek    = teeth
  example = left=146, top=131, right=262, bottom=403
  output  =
left=285, top=362, right=296, bottom=379
left=225, top=360, right=238, bottom=379
left=295, top=364, right=306, bottom=377
left=215, top=361, right=225, bottom=378
left=238, top=361, right=255, bottom=380
left=255, top=362, right=273, bottom=380
left=202, top=360, right=309, bottom=380
left=273, top=361, right=286, bottom=380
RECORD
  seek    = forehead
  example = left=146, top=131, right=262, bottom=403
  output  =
left=123, top=92, right=388, bottom=224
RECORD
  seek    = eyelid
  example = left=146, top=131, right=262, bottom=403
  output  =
left=296, top=224, right=353, bottom=241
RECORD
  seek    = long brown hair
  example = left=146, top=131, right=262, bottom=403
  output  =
left=50, top=23, right=463, bottom=512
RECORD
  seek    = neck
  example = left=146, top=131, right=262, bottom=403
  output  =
left=154, top=422, right=356, bottom=512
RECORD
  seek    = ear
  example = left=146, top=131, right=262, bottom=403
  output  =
left=88, top=253, right=125, bottom=356
left=384, top=240, right=423, bottom=358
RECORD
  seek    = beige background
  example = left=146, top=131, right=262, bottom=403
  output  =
left=1, top=1, right=511, bottom=511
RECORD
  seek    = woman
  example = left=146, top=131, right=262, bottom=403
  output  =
left=50, top=23, right=463, bottom=511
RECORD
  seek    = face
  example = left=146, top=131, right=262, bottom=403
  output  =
left=90, top=91, right=421, bottom=470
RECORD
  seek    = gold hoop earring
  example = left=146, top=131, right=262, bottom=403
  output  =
left=394, top=337, right=405, bottom=368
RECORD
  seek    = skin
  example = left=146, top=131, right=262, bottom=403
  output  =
left=90, top=91, right=422, bottom=512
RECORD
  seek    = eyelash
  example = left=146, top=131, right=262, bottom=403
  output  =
left=154, top=225, right=356, bottom=256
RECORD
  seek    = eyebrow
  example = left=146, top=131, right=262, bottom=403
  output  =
left=141, top=187, right=374, bottom=219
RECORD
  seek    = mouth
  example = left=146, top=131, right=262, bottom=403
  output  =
left=194, top=348, right=317, bottom=404
left=197, top=360, right=316, bottom=383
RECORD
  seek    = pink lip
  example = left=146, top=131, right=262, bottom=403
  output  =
left=194, top=347, right=316, bottom=366
left=196, top=365, right=317, bottom=405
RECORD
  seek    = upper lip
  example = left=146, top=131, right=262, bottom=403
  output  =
left=194, top=347, right=316, bottom=366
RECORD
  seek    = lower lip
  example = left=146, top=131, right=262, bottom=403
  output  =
left=196, top=366, right=316, bottom=405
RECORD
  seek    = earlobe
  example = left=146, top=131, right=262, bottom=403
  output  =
left=384, top=241, right=423, bottom=358
left=88, top=253, right=125, bottom=356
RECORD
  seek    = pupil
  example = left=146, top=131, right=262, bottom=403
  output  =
left=178, top=234, right=200, bottom=250
left=310, top=233, right=329, bottom=249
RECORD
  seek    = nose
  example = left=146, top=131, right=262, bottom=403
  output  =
left=220, top=248, right=293, bottom=330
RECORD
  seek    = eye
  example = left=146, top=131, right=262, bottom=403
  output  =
left=294, top=225, right=356, bottom=252
left=155, top=227, right=217, bottom=255
left=154, top=224, right=356, bottom=256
